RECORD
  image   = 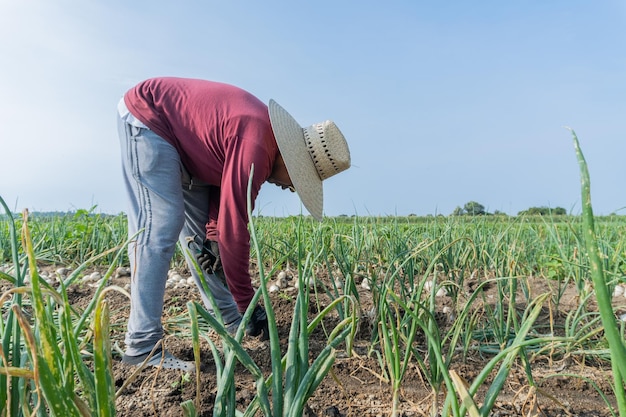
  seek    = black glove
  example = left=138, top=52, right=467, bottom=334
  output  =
left=247, top=304, right=269, bottom=340
left=191, top=237, right=227, bottom=286
left=197, top=239, right=221, bottom=273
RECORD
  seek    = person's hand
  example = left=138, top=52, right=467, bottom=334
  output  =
left=197, top=240, right=218, bottom=272
left=246, top=304, right=269, bottom=340
left=196, top=240, right=227, bottom=286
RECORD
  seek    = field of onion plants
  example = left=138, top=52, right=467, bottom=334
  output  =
left=2, top=131, right=626, bottom=416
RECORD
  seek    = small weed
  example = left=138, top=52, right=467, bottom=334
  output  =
left=171, top=372, right=192, bottom=390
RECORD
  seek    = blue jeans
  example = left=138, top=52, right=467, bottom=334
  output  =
left=117, top=113, right=241, bottom=356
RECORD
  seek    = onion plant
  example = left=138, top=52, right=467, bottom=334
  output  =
left=569, top=129, right=626, bottom=414
left=375, top=275, right=421, bottom=417
left=0, top=206, right=126, bottom=417
left=184, top=168, right=357, bottom=417
left=371, top=237, right=466, bottom=416
left=443, top=293, right=553, bottom=416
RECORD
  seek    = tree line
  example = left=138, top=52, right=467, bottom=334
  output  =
left=452, top=201, right=567, bottom=216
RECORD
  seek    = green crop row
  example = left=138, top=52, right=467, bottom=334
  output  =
left=3, top=210, right=626, bottom=286
left=1, top=131, right=625, bottom=416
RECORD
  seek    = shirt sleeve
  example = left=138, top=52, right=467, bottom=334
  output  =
left=206, top=134, right=274, bottom=312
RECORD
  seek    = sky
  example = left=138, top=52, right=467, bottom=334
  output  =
left=1, top=1, right=625, bottom=217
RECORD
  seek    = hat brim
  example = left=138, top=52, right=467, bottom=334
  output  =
left=268, top=99, right=323, bottom=220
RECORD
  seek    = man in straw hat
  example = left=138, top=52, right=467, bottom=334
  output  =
left=116, top=77, right=350, bottom=370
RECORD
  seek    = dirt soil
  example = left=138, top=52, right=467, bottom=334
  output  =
left=27, top=265, right=626, bottom=416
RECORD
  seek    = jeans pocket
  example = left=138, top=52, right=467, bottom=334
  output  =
left=130, top=125, right=144, bottom=137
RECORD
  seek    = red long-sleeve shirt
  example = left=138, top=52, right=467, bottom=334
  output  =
left=124, top=77, right=277, bottom=311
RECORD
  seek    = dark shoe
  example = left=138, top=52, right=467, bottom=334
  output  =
left=246, top=305, right=269, bottom=340
left=122, top=349, right=194, bottom=372
left=225, top=318, right=242, bottom=335
left=207, top=318, right=241, bottom=337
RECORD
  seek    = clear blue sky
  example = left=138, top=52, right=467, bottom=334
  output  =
left=1, top=1, right=625, bottom=216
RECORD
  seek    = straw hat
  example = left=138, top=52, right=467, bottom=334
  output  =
left=268, top=99, right=351, bottom=221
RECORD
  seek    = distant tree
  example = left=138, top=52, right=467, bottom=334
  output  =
left=463, top=201, right=486, bottom=216
left=451, top=206, right=464, bottom=216
left=451, top=201, right=489, bottom=216
left=518, top=206, right=567, bottom=216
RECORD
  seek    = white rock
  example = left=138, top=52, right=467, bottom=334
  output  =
left=186, top=276, right=195, bottom=285
left=614, top=284, right=625, bottom=297
left=361, top=278, right=371, bottom=291
left=334, top=278, right=344, bottom=289
left=82, top=275, right=95, bottom=283
left=56, top=267, right=71, bottom=277
left=88, top=280, right=104, bottom=288
left=620, top=313, right=626, bottom=322
left=90, top=272, right=102, bottom=281
left=443, top=306, right=456, bottom=322
left=269, top=284, right=280, bottom=293
left=436, top=287, right=448, bottom=297
left=115, top=267, right=131, bottom=278
left=169, top=273, right=183, bottom=282
left=294, top=278, right=314, bottom=290
left=275, top=271, right=288, bottom=288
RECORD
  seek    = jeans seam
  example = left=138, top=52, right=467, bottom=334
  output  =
left=129, top=125, right=152, bottom=243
